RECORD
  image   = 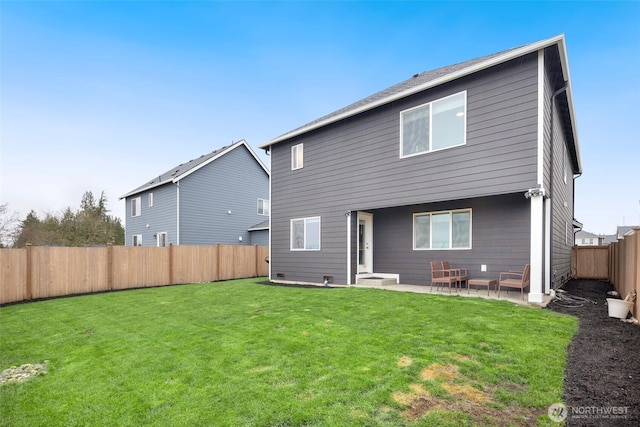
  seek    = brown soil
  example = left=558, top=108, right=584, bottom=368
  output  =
left=547, top=279, right=640, bottom=426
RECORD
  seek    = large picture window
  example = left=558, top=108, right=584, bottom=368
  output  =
left=290, top=216, right=321, bottom=250
left=400, top=91, right=466, bottom=158
left=413, top=209, right=471, bottom=250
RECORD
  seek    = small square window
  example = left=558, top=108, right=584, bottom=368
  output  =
left=292, top=143, right=303, bottom=170
left=132, top=234, right=142, bottom=246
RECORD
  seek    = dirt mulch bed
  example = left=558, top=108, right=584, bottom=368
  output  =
left=547, top=279, right=639, bottom=426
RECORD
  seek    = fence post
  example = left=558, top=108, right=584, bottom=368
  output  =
left=107, top=243, right=113, bottom=290
left=25, top=243, right=33, bottom=300
left=168, top=244, right=174, bottom=285
left=216, top=243, right=220, bottom=282
left=254, top=245, right=259, bottom=278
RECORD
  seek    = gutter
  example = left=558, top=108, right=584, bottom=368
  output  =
left=260, top=35, right=566, bottom=149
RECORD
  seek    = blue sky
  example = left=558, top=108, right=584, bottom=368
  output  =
left=1, top=1, right=639, bottom=235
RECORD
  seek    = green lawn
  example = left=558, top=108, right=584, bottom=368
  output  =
left=0, top=279, right=577, bottom=426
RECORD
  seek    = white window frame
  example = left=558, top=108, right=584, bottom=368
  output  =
left=257, top=198, right=270, bottom=216
left=148, top=192, right=154, bottom=207
left=413, top=208, right=472, bottom=250
left=132, top=234, right=142, bottom=246
left=400, top=91, right=467, bottom=158
left=156, top=232, right=167, bottom=247
left=291, top=143, right=303, bottom=170
left=290, top=216, right=321, bottom=251
left=131, top=197, right=141, bottom=217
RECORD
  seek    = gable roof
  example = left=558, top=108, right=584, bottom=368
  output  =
left=260, top=34, right=580, bottom=173
left=120, top=140, right=269, bottom=199
left=575, top=230, right=601, bottom=239
left=617, top=226, right=638, bottom=238
left=248, top=219, right=269, bottom=231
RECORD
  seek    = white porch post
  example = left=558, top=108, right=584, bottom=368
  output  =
left=544, top=198, right=551, bottom=294
left=529, top=193, right=545, bottom=303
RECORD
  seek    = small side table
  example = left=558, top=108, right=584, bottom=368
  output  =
left=467, top=279, right=497, bottom=296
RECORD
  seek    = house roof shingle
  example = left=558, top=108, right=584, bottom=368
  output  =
left=259, top=34, right=580, bottom=174
left=248, top=220, right=269, bottom=231
left=120, top=140, right=269, bottom=199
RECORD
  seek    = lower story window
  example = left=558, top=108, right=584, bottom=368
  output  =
left=132, top=234, right=142, bottom=246
left=291, top=216, right=321, bottom=250
left=157, top=232, right=167, bottom=247
left=413, top=209, right=471, bottom=250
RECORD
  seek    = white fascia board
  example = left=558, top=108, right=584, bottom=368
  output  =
left=259, top=35, right=566, bottom=149
left=172, top=139, right=269, bottom=183
left=556, top=37, right=582, bottom=174
left=241, top=140, right=271, bottom=176
left=119, top=182, right=167, bottom=200
left=172, top=140, right=243, bottom=183
left=120, top=140, right=269, bottom=199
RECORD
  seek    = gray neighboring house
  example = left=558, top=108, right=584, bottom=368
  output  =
left=575, top=230, right=604, bottom=246
left=603, top=226, right=640, bottom=245
left=120, top=140, right=270, bottom=247
left=260, top=34, right=582, bottom=303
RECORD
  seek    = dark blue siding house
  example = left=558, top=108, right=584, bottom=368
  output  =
left=259, top=35, right=582, bottom=303
left=120, top=140, right=269, bottom=247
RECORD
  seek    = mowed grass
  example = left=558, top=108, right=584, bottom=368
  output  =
left=0, top=279, right=577, bottom=426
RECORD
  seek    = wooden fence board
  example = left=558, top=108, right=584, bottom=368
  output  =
left=572, top=246, right=609, bottom=279
left=0, top=244, right=268, bottom=304
left=172, top=245, right=218, bottom=284
left=111, top=246, right=170, bottom=289
left=0, top=249, right=27, bottom=304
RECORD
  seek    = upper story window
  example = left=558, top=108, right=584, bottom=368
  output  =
left=257, top=199, right=270, bottom=216
left=148, top=192, right=154, bottom=207
left=291, top=216, right=321, bottom=250
left=413, top=209, right=471, bottom=250
left=291, top=143, right=304, bottom=170
left=400, top=91, right=466, bottom=158
left=131, top=197, right=141, bottom=217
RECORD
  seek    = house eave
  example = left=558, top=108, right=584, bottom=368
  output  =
left=119, top=181, right=170, bottom=200
left=120, top=140, right=270, bottom=200
left=259, top=34, right=568, bottom=150
left=553, top=38, right=582, bottom=174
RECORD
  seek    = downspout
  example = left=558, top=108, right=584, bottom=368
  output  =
left=176, top=182, right=180, bottom=245
left=548, top=82, right=567, bottom=289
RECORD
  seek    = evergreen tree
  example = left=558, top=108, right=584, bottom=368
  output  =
left=12, top=191, right=124, bottom=247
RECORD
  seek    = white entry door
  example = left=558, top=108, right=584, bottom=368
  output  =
left=357, top=212, right=373, bottom=273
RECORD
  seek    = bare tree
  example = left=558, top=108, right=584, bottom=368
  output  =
left=0, top=203, right=20, bottom=247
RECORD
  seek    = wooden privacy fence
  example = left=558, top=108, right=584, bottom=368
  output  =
left=571, top=246, right=610, bottom=279
left=0, top=244, right=268, bottom=305
left=572, top=227, right=639, bottom=316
